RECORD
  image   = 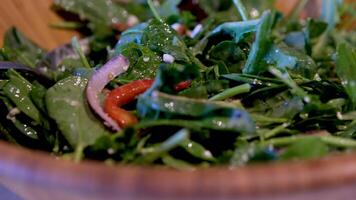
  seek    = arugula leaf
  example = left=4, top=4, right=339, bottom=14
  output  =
left=209, top=19, right=259, bottom=43
left=138, top=91, right=256, bottom=134
left=243, top=11, right=279, bottom=74
left=141, top=19, right=205, bottom=69
left=336, top=43, right=356, bottom=107
left=161, top=154, right=195, bottom=170
left=2, top=28, right=46, bottom=67
left=3, top=70, right=41, bottom=123
left=180, top=139, right=215, bottom=161
left=0, top=95, right=39, bottom=140
left=46, top=76, right=110, bottom=153
left=304, top=19, right=328, bottom=55
left=142, top=19, right=189, bottom=62
left=115, top=23, right=148, bottom=48
left=115, top=42, right=161, bottom=84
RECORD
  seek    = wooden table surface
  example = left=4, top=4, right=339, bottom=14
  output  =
left=0, top=0, right=78, bottom=50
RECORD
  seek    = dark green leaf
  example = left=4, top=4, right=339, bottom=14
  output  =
left=2, top=28, right=46, bottom=67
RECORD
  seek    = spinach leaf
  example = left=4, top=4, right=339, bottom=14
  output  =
left=2, top=28, right=46, bottom=67
left=336, top=43, right=356, bottom=107
left=46, top=76, right=110, bottom=152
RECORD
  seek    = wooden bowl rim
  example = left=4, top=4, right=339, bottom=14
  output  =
left=1, top=141, right=356, bottom=198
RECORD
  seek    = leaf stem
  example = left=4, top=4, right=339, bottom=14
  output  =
left=74, top=144, right=85, bottom=162
left=232, top=0, right=249, bottom=21
left=72, top=36, right=91, bottom=69
left=266, top=135, right=356, bottom=148
left=209, top=83, right=251, bottom=101
left=147, top=0, right=162, bottom=21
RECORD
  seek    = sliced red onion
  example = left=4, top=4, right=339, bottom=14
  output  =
left=86, top=55, right=130, bottom=131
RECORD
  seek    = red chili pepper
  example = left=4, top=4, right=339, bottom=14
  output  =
left=104, top=79, right=191, bottom=128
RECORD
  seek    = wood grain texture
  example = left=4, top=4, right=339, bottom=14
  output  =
left=1, top=140, right=356, bottom=199
left=0, top=0, right=78, bottom=50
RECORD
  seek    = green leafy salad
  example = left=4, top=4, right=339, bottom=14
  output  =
left=0, top=0, right=355, bottom=169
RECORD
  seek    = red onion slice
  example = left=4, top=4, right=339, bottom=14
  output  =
left=86, top=55, right=130, bottom=131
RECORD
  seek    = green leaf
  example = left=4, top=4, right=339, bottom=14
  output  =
left=137, top=91, right=256, bottom=134
left=264, top=43, right=317, bottom=78
left=161, top=154, right=195, bottom=170
left=209, top=19, right=260, bottom=43
left=208, top=41, right=246, bottom=64
left=115, top=23, right=148, bottom=48
left=180, top=139, right=215, bottom=161
left=2, top=28, right=46, bottom=67
left=243, top=11, right=278, bottom=74
left=142, top=19, right=189, bottom=62
left=115, top=42, right=161, bottom=83
left=138, top=129, right=189, bottom=163
left=336, top=43, right=356, bottom=107
left=159, top=0, right=181, bottom=18
left=304, top=19, right=328, bottom=55
left=46, top=76, right=110, bottom=150
left=280, top=137, right=329, bottom=160
left=142, top=19, right=205, bottom=69
left=54, top=0, right=128, bottom=36
left=3, top=70, right=41, bottom=123
left=0, top=95, right=39, bottom=140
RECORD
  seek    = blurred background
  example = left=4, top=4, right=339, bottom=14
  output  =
left=0, top=0, right=326, bottom=50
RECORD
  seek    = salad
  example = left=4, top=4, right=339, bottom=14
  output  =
left=0, top=0, right=355, bottom=169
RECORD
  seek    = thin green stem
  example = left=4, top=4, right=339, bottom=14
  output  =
left=263, top=123, right=290, bottom=139
left=72, top=37, right=91, bottom=69
left=147, top=0, right=162, bottom=21
left=74, top=144, right=85, bottom=162
left=209, top=83, right=251, bottom=101
left=265, top=135, right=356, bottom=148
left=232, top=0, right=249, bottom=21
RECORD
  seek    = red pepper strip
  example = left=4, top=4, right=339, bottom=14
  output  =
left=104, top=79, right=191, bottom=128
left=174, top=80, right=192, bottom=91
left=104, top=79, right=154, bottom=127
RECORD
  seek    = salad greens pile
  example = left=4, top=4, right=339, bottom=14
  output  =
left=0, top=0, right=355, bottom=169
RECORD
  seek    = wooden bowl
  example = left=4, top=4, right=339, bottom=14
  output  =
left=1, top=0, right=356, bottom=199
